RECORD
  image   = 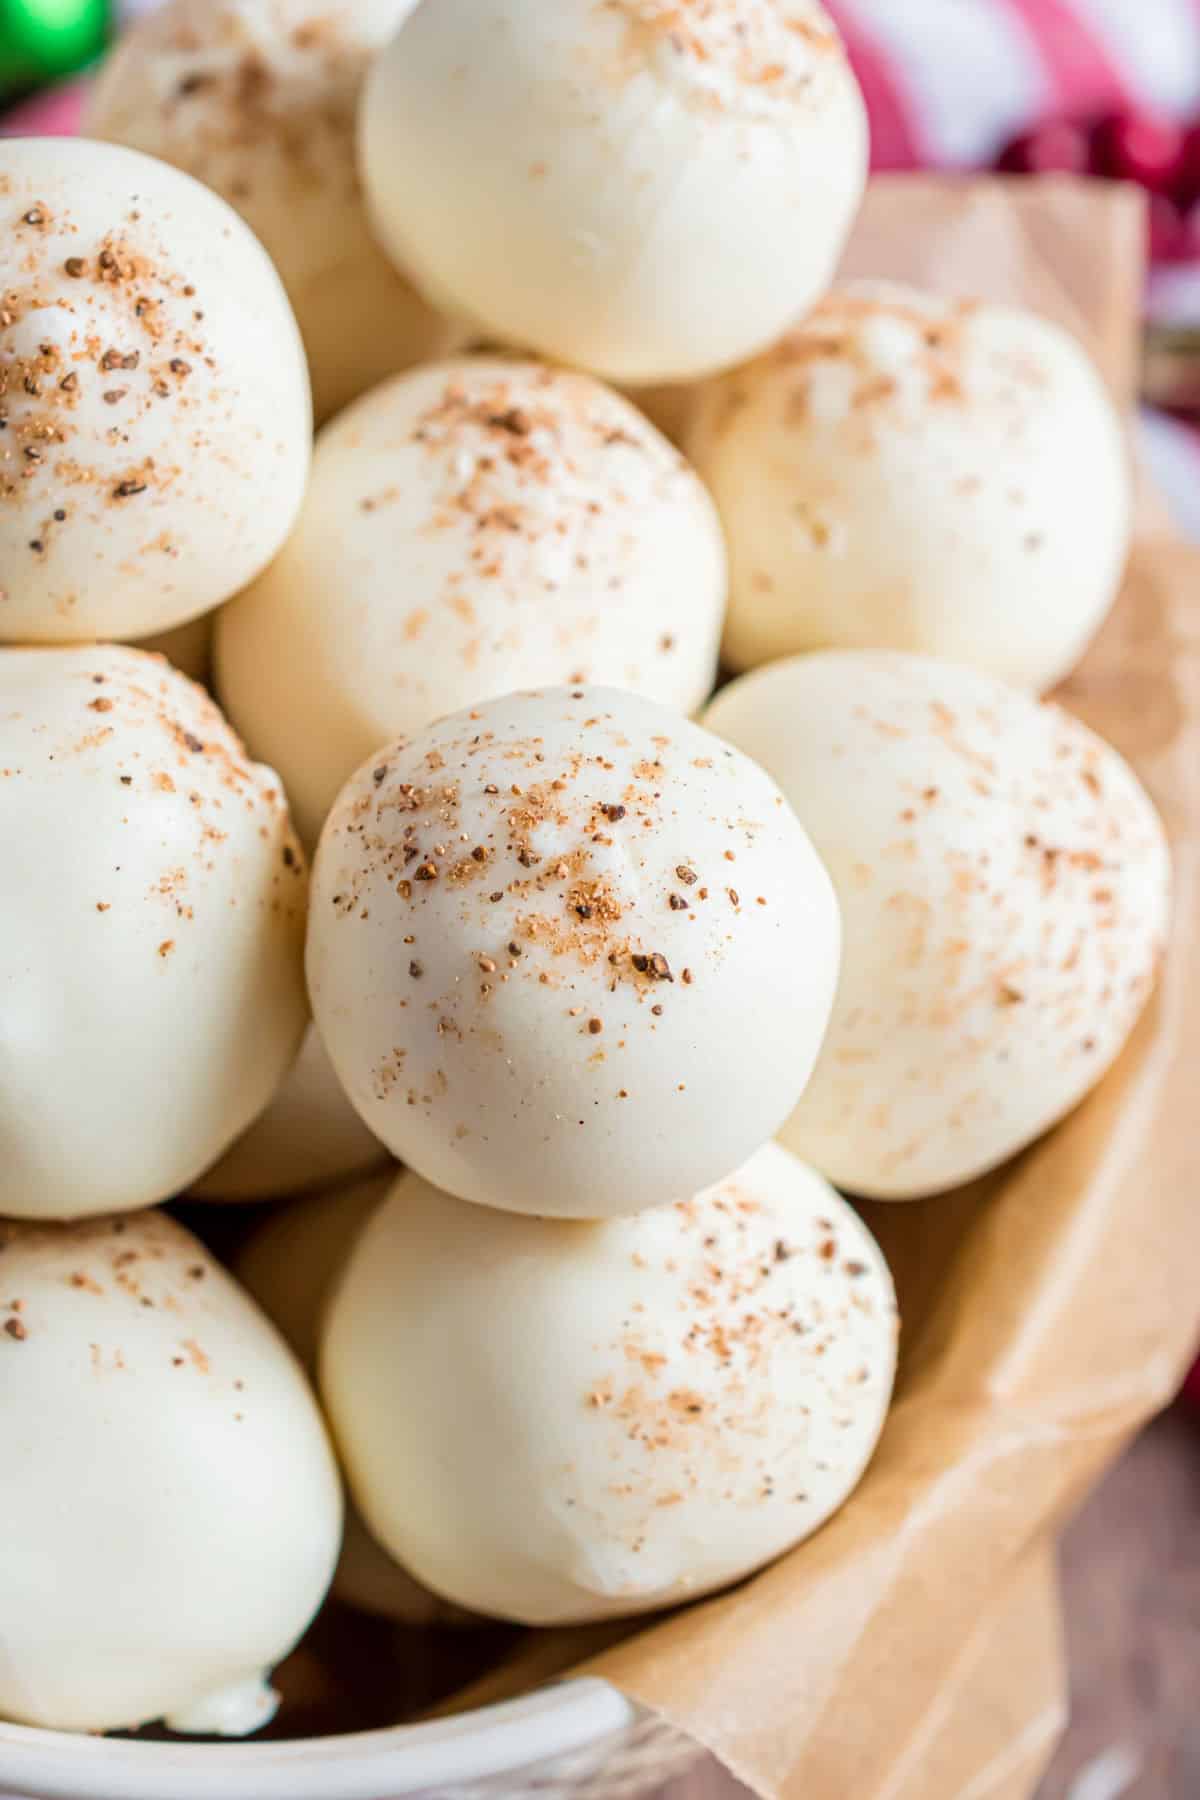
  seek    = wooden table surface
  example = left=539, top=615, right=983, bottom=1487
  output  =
left=656, top=1402, right=1200, bottom=1800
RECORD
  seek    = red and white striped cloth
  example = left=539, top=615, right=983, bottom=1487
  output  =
left=824, top=0, right=1200, bottom=170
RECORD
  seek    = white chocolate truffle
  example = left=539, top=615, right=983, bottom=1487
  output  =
left=688, top=283, right=1132, bottom=689
left=0, top=645, right=308, bottom=1221
left=359, top=0, right=867, bottom=385
left=322, top=1149, right=896, bottom=1626
left=194, top=1027, right=388, bottom=1201
left=0, top=1209, right=341, bottom=1735
left=307, top=686, right=840, bottom=1220
left=130, top=613, right=213, bottom=684
left=704, top=652, right=1170, bottom=1199
left=233, top=1175, right=391, bottom=1374
left=86, top=0, right=462, bottom=424
left=216, top=358, right=727, bottom=847
left=0, top=137, right=310, bottom=642
left=235, top=1175, right=471, bottom=1627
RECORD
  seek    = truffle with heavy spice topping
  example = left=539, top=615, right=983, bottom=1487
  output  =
left=320, top=1148, right=897, bottom=1625
left=687, top=281, right=1132, bottom=689
left=0, top=645, right=309, bottom=1221
left=0, top=136, right=309, bottom=642
left=704, top=650, right=1170, bottom=1199
left=0, top=1208, right=341, bottom=1734
left=86, top=0, right=462, bottom=424
left=360, top=0, right=867, bottom=383
left=306, top=686, right=840, bottom=1219
left=216, top=357, right=727, bottom=846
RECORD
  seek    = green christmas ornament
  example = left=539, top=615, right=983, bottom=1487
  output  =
left=0, top=0, right=109, bottom=91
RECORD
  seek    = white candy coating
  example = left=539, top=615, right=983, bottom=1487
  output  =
left=321, top=1149, right=897, bottom=1626
left=234, top=1176, right=472, bottom=1626
left=0, top=1209, right=341, bottom=1734
left=688, top=282, right=1132, bottom=689
left=704, top=652, right=1170, bottom=1199
left=307, top=686, right=841, bottom=1219
left=360, top=0, right=867, bottom=384
left=216, top=358, right=727, bottom=847
left=0, top=645, right=308, bottom=1220
left=233, top=1175, right=392, bottom=1373
left=194, top=1026, right=388, bottom=1201
left=87, top=0, right=462, bottom=424
left=0, top=137, right=310, bottom=642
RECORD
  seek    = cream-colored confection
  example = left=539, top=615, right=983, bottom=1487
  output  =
left=194, top=1027, right=388, bottom=1201
left=360, top=0, right=867, bottom=385
left=321, top=1149, right=897, bottom=1626
left=307, top=686, right=840, bottom=1219
left=234, top=1176, right=470, bottom=1627
left=232, top=1176, right=389, bottom=1373
left=704, top=651, right=1170, bottom=1199
left=86, top=0, right=461, bottom=424
left=0, top=1209, right=341, bottom=1735
left=0, top=137, right=309, bottom=643
left=0, top=645, right=308, bottom=1220
left=130, top=613, right=213, bottom=684
left=688, top=282, right=1132, bottom=689
left=216, top=358, right=727, bottom=847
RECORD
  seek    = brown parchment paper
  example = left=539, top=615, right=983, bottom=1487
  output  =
left=885, top=1545, right=1065, bottom=1800
left=440, top=1544, right=1067, bottom=1800
left=534, top=177, right=1200, bottom=1798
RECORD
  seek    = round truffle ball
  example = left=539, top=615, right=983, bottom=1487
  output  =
left=704, top=651, right=1170, bottom=1199
left=193, top=1027, right=388, bottom=1201
left=0, top=645, right=309, bottom=1221
left=216, top=358, right=727, bottom=846
left=307, top=686, right=841, bottom=1219
left=0, top=136, right=310, bottom=642
left=687, top=283, right=1132, bottom=689
left=321, top=1148, right=897, bottom=1626
left=86, top=0, right=462, bottom=424
left=234, top=1174, right=472, bottom=1627
left=359, top=0, right=867, bottom=384
left=0, top=1208, right=341, bottom=1734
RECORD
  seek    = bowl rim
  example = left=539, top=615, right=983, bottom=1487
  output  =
left=0, top=1678, right=636, bottom=1800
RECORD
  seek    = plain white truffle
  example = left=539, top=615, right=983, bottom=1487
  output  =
left=86, top=0, right=462, bottom=424
left=0, top=1209, right=341, bottom=1734
left=0, top=645, right=309, bottom=1220
left=234, top=1175, right=472, bottom=1627
left=704, top=651, right=1170, bottom=1199
left=307, top=686, right=841, bottom=1219
left=216, top=357, right=727, bottom=847
left=0, top=137, right=310, bottom=642
left=687, top=282, right=1132, bottom=689
left=360, top=0, right=867, bottom=384
left=321, top=1149, right=897, bottom=1626
left=193, top=1027, right=388, bottom=1201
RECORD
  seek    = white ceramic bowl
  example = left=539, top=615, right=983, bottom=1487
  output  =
left=0, top=1681, right=700, bottom=1800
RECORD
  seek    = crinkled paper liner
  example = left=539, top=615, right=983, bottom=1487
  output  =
left=451, top=179, right=1200, bottom=1800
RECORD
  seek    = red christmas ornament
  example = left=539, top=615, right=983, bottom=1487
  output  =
left=1148, top=191, right=1188, bottom=263
left=1179, top=198, right=1200, bottom=263
left=1090, top=108, right=1185, bottom=193
left=1177, top=122, right=1200, bottom=210
left=995, top=120, right=1091, bottom=177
